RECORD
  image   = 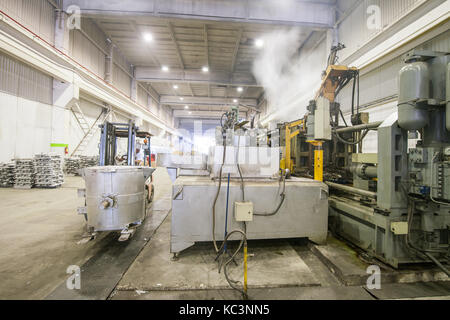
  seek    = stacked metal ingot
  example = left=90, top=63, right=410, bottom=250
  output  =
left=14, top=159, right=35, bottom=189
left=34, top=154, right=64, bottom=188
left=0, top=163, right=15, bottom=187
left=64, top=156, right=99, bottom=176
left=80, top=155, right=99, bottom=168
left=64, top=157, right=80, bottom=175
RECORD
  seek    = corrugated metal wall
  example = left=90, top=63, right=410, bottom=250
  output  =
left=0, top=0, right=55, bottom=44
left=0, top=52, right=53, bottom=104
left=137, top=85, right=147, bottom=107
left=338, top=0, right=424, bottom=61
left=69, top=18, right=107, bottom=78
left=112, top=47, right=133, bottom=96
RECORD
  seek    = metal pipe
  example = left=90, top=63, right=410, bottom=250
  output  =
left=326, top=181, right=376, bottom=199
left=350, top=164, right=378, bottom=179
left=335, top=121, right=383, bottom=134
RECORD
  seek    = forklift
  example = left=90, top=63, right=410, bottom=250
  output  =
left=98, top=121, right=155, bottom=203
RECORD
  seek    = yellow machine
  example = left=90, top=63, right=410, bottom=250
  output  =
left=306, top=65, right=358, bottom=181
left=280, top=119, right=305, bottom=173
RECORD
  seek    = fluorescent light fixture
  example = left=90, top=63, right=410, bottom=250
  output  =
left=188, top=111, right=192, bottom=115
left=255, top=39, right=264, bottom=48
left=233, top=99, right=238, bottom=103
left=184, top=105, right=189, bottom=109
left=173, top=85, right=179, bottom=89
left=162, top=66, right=169, bottom=72
left=179, top=97, right=184, bottom=101
left=202, top=66, right=209, bottom=72
left=237, top=87, right=243, bottom=93
left=143, top=33, right=153, bottom=42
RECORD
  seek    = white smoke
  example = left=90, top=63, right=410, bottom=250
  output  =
left=252, top=29, right=326, bottom=125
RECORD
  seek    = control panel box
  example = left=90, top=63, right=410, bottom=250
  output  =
left=315, top=96, right=332, bottom=140
left=234, top=201, right=253, bottom=222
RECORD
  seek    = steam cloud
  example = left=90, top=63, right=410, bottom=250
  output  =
left=252, top=29, right=326, bottom=125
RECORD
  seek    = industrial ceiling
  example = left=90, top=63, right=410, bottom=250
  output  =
left=64, top=0, right=336, bottom=121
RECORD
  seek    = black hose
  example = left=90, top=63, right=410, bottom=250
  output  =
left=339, top=110, right=348, bottom=127
left=254, top=171, right=287, bottom=216
left=212, top=140, right=227, bottom=253
left=351, top=73, right=356, bottom=116
left=217, top=230, right=248, bottom=299
left=333, top=129, right=369, bottom=145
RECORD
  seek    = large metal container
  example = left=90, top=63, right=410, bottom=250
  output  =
left=82, top=166, right=153, bottom=232
left=171, top=176, right=329, bottom=253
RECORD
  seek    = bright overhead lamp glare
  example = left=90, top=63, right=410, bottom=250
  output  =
left=202, top=66, right=209, bottom=72
left=233, top=99, right=238, bottom=103
left=173, top=85, right=179, bottom=89
left=143, top=33, right=153, bottom=42
left=255, top=39, right=264, bottom=48
left=237, top=87, right=243, bottom=93
left=179, top=97, right=184, bottom=101
left=188, top=111, right=192, bottom=115
left=162, top=66, right=169, bottom=72
left=184, top=105, right=189, bottom=109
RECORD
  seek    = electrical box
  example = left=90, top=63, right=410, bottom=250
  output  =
left=234, top=201, right=253, bottom=222
left=314, top=97, right=332, bottom=140
left=391, top=222, right=408, bottom=235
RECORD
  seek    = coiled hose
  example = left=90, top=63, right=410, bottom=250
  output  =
left=217, top=229, right=248, bottom=299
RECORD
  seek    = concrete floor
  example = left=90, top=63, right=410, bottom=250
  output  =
left=0, top=177, right=109, bottom=299
left=0, top=167, right=449, bottom=300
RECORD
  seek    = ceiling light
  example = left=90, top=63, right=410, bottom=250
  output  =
left=255, top=39, right=264, bottom=48
left=188, top=111, right=192, bottom=115
left=202, top=66, right=209, bottom=72
left=162, top=66, right=169, bottom=72
left=173, top=85, right=179, bottom=89
left=233, top=99, right=238, bottom=103
left=184, top=105, right=189, bottom=109
left=143, top=33, right=153, bottom=42
left=179, top=97, right=184, bottom=101
left=237, top=87, right=243, bottom=93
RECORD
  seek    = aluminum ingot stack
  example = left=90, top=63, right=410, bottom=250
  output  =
left=65, top=156, right=99, bottom=176
left=14, top=159, right=35, bottom=189
left=34, top=154, right=64, bottom=188
left=64, top=157, right=80, bottom=175
left=0, top=163, right=15, bottom=187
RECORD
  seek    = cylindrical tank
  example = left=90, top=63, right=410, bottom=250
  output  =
left=83, top=166, right=149, bottom=232
left=398, top=61, right=430, bottom=130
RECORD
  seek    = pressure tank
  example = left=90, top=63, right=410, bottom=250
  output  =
left=82, top=166, right=153, bottom=232
left=398, top=61, right=430, bottom=130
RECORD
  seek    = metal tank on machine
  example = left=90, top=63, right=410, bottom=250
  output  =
left=78, top=166, right=155, bottom=241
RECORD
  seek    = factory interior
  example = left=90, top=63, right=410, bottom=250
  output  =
left=0, top=0, right=450, bottom=303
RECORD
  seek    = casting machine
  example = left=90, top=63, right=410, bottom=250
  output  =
left=309, top=50, right=450, bottom=272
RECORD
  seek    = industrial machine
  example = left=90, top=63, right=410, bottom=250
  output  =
left=169, top=108, right=329, bottom=298
left=170, top=111, right=329, bottom=253
left=308, top=50, right=450, bottom=273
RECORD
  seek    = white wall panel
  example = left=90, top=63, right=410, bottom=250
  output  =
left=0, top=0, right=55, bottom=44
left=0, top=52, right=52, bottom=104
